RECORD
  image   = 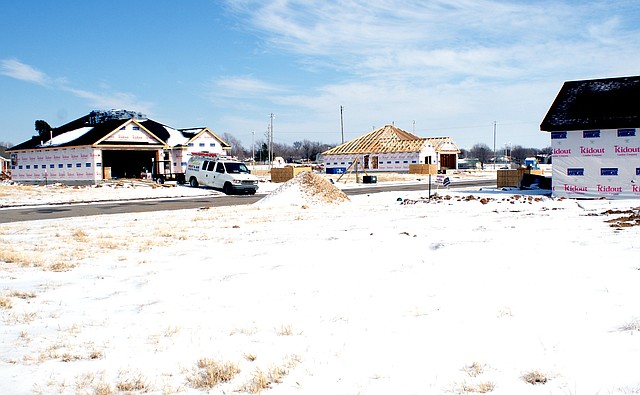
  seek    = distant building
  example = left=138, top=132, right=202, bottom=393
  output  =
left=540, top=75, right=640, bottom=199
left=321, top=124, right=459, bottom=174
left=7, top=110, right=230, bottom=185
left=0, top=146, right=10, bottom=174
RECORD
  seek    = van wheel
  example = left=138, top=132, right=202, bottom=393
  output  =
left=156, top=177, right=164, bottom=184
left=189, top=178, right=199, bottom=188
left=223, top=183, right=233, bottom=195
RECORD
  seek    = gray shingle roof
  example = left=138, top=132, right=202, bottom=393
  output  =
left=540, top=75, right=640, bottom=132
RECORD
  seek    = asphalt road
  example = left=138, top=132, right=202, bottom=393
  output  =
left=0, top=178, right=494, bottom=223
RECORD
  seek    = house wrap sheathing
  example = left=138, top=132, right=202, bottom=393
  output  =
left=321, top=125, right=459, bottom=174
left=7, top=110, right=230, bottom=185
left=541, top=75, right=640, bottom=199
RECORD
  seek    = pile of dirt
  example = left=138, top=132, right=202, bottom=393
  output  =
left=256, top=171, right=350, bottom=207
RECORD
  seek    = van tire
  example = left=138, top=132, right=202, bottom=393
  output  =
left=223, top=183, right=233, bottom=195
left=189, top=178, right=199, bottom=188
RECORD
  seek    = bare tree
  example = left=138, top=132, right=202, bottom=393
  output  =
left=538, top=146, right=552, bottom=156
left=221, top=132, right=246, bottom=158
left=510, top=145, right=537, bottom=165
left=469, top=143, right=492, bottom=169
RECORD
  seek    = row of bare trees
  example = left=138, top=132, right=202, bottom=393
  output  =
left=463, top=143, right=552, bottom=168
left=221, top=133, right=334, bottom=163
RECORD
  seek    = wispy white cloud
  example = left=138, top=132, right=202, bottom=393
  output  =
left=213, top=75, right=288, bottom=98
left=217, top=0, right=640, bottom=149
left=63, top=87, right=153, bottom=115
left=226, top=0, right=640, bottom=84
left=0, top=58, right=50, bottom=85
left=0, top=58, right=153, bottom=114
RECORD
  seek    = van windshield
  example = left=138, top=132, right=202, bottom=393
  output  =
left=225, top=162, right=250, bottom=174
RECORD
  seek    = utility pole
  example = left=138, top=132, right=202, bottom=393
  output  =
left=251, top=130, right=255, bottom=165
left=269, top=113, right=275, bottom=167
left=340, top=105, right=344, bottom=144
left=265, top=124, right=271, bottom=166
left=493, top=121, right=497, bottom=170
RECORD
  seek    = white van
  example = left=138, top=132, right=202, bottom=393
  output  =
left=186, top=153, right=259, bottom=195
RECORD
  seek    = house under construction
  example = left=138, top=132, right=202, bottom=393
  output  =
left=321, top=125, right=459, bottom=174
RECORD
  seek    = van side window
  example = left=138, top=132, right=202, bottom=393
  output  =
left=201, top=160, right=208, bottom=170
left=207, top=161, right=216, bottom=171
left=216, top=162, right=225, bottom=173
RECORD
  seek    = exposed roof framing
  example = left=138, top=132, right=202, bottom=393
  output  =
left=322, top=125, right=428, bottom=155
left=426, top=137, right=460, bottom=153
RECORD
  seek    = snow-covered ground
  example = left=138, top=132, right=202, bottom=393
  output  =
left=1, top=173, right=639, bottom=395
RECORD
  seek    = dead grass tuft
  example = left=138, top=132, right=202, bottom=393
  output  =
left=240, top=355, right=300, bottom=393
left=241, top=367, right=288, bottom=394
left=5, top=311, right=37, bottom=324
left=463, top=362, right=485, bottom=377
left=521, top=370, right=548, bottom=385
left=0, top=296, right=13, bottom=309
left=187, top=358, right=241, bottom=390
left=74, top=371, right=114, bottom=395
left=452, top=381, right=495, bottom=394
left=7, top=290, right=36, bottom=299
left=48, top=261, right=78, bottom=272
left=115, top=370, right=150, bottom=392
left=94, top=382, right=114, bottom=395
left=619, top=320, right=640, bottom=332
left=0, top=249, right=41, bottom=267
left=89, top=350, right=104, bottom=360
left=276, top=324, right=294, bottom=336
left=72, top=228, right=88, bottom=242
left=242, top=368, right=271, bottom=393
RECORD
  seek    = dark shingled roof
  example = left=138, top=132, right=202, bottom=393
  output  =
left=9, top=113, right=170, bottom=150
left=540, top=75, right=640, bottom=132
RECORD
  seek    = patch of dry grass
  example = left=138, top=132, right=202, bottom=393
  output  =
left=452, top=381, right=496, bottom=394
left=521, top=370, right=548, bottom=385
left=241, top=367, right=285, bottom=394
left=619, top=319, right=640, bottom=332
left=230, top=324, right=258, bottom=336
left=463, top=362, right=485, bottom=377
left=240, top=355, right=301, bottom=393
left=187, top=358, right=241, bottom=390
left=7, top=290, right=36, bottom=299
left=4, top=310, right=37, bottom=325
left=0, top=248, right=43, bottom=267
left=276, top=324, right=294, bottom=336
left=115, top=370, right=150, bottom=392
left=0, top=296, right=13, bottom=309
left=72, top=228, right=88, bottom=242
left=48, top=261, right=77, bottom=272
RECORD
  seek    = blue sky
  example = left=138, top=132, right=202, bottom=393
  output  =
left=2, top=0, right=640, bottom=151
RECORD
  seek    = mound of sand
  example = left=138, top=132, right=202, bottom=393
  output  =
left=256, top=171, right=350, bottom=207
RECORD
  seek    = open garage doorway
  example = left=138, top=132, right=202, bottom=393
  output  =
left=102, top=150, right=157, bottom=179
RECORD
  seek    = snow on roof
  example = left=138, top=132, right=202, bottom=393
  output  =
left=38, top=126, right=93, bottom=148
left=179, top=128, right=205, bottom=134
left=163, top=125, right=189, bottom=147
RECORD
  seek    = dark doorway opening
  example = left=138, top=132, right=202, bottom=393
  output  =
left=102, top=150, right=156, bottom=179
